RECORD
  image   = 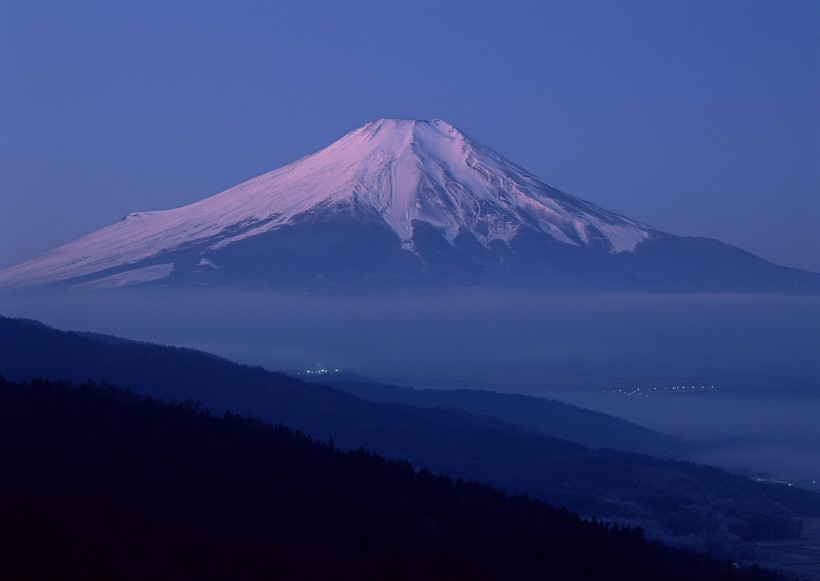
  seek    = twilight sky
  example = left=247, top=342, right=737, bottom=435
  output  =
left=1, top=0, right=818, bottom=272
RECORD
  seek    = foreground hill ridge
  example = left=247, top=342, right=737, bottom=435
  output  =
left=2, top=119, right=818, bottom=292
left=0, top=375, right=785, bottom=580
left=2, top=313, right=819, bottom=557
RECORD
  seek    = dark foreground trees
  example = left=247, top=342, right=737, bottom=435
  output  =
left=0, top=376, right=783, bottom=580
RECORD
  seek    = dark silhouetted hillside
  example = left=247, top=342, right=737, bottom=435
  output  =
left=0, top=375, right=786, bottom=580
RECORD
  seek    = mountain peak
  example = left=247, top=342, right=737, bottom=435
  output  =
left=368, top=117, right=466, bottom=141
left=330, top=118, right=469, bottom=167
left=365, top=117, right=456, bottom=130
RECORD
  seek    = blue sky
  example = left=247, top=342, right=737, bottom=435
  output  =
left=1, top=0, right=818, bottom=271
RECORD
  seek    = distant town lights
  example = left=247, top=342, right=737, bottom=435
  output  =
left=602, top=383, right=718, bottom=397
left=302, top=364, right=341, bottom=376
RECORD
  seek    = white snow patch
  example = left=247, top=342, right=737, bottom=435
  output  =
left=587, top=218, right=650, bottom=253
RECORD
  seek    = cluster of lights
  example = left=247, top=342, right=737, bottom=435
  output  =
left=602, top=385, right=716, bottom=397
left=301, top=365, right=341, bottom=376
left=665, top=385, right=716, bottom=392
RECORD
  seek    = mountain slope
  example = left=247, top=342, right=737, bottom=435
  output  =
left=2, top=119, right=815, bottom=292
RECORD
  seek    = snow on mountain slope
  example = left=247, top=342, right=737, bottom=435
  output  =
left=0, top=119, right=653, bottom=289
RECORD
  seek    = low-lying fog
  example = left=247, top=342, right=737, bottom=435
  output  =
left=4, top=291, right=819, bottom=486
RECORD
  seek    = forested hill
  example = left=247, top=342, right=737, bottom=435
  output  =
left=0, top=375, right=783, bottom=580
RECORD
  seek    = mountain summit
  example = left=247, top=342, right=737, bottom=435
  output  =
left=1, top=119, right=817, bottom=292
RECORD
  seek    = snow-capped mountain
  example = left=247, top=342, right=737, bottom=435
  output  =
left=1, top=119, right=817, bottom=293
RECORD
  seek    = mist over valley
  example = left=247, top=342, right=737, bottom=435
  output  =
left=5, top=290, right=818, bottom=490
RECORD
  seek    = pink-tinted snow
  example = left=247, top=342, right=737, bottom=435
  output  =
left=0, top=119, right=650, bottom=288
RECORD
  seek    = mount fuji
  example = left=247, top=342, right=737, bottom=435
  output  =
left=1, top=119, right=817, bottom=293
